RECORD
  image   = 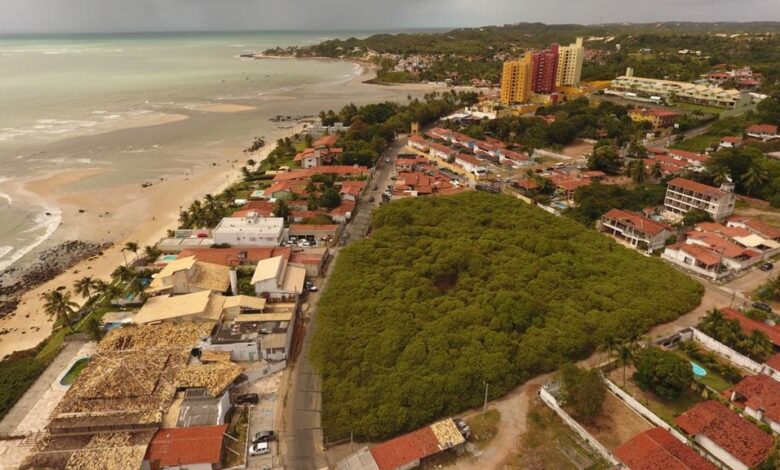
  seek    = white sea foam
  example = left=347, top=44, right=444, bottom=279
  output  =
left=0, top=246, right=13, bottom=261
left=0, top=206, right=62, bottom=272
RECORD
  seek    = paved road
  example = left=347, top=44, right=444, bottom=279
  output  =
left=280, top=136, right=404, bottom=469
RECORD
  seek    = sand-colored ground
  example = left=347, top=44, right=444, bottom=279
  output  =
left=0, top=128, right=298, bottom=359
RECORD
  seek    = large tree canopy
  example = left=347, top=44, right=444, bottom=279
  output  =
left=312, top=192, right=702, bottom=440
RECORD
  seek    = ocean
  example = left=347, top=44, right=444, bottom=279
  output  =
left=0, top=31, right=414, bottom=272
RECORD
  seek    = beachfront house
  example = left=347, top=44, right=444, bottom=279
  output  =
left=251, top=255, right=306, bottom=300
left=212, top=213, right=287, bottom=247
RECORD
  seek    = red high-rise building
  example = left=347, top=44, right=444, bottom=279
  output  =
left=531, top=43, right=559, bottom=94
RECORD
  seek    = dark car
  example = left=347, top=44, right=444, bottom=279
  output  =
left=761, top=262, right=774, bottom=272
left=235, top=393, right=259, bottom=405
left=753, top=302, right=773, bottom=313
left=253, top=431, right=276, bottom=443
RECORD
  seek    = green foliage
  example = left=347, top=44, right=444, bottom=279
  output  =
left=273, top=199, right=290, bottom=219
left=0, top=348, right=50, bottom=419
left=559, top=364, right=605, bottom=423
left=698, top=309, right=774, bottom=362
left=681, top=208, right=714, bottom=227
left=319, top=188, right=342, bottom=209
left=567, top=183, right=666, bottom=226
left=312, top=192, right=702, bottom=440
left=677, top=342, right=743, bottom=384
left=588, top=145, right=622, bottom=175
left=634, top=347, right=694, bottom=399
left=755, top=276, right=780, bottom=303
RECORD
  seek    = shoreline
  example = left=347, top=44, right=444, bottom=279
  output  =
left=0, top=122, right=304, bottom=360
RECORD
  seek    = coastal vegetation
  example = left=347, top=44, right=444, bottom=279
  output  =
left=558, top=364, right=605, bottom=423
left=567, top=182, right=667, bottom=227
left=698, top=309, right=774, bottom=362
left=633, top=347, right=694, bottom=400
left=311, top=192, right=702, bottom=440
left=264, top=23, right=780, bottom=92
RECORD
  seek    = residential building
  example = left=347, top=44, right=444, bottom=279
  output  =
left=628, top=108, right=682, bottom=129
left=668, top=149, right=710, bottom=170
left=729, top=374, right=780, bottom=434
left=613, top=427, right=717, bottom=470
left=727, top=216, right=780, bottom=241
left=500, top=52, right=533, bottom=105
left=663, top=178, right=736, bottom=222
left=662, top=242, right=729, bottom=280
left=146, top=256, right=230, bottom=295
left=556, top=37, right=584, bottom=87
left=289, top=224, right=340, bottom=243
left=212, top=214, right=287, bottom=247
left=205, top=303, right=297, bottom=361
left=340, top=180, right=366, bottom=202
left=676, top=400, right=772, bottom=470
left=600, top=209, right=673, bottom=252
left=177, top=246, right=290, bottom=267
left=720, top=307, right=780, bottom=348
left=407, top=135, right=431, bottom=153
left=251, top=255, right=306, bottom=300
left=532, top=44, right=559, bottom=94
left=747, top=124, right=779, bottom=141
left=719, top=136, right=742, bottom=149
left=272, top=165, right=369, bottom=182
left=134, top=290, right=225, bottom=324
left=144, top=425, right=227, bottom=470
left=455, top=153, right=487, bottom=176
left=293, top=147, right=343, bottom=169
left=610, top=69, right=751, bottom=109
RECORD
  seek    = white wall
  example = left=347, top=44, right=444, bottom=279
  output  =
left=695, top=434, right=748, bottom=470
left=201, top=341, right=260, bottom=362
left=691, top=328, right=780, bottom=381
left=538, top=386, right=619, bottom=466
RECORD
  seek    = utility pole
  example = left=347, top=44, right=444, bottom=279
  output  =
left=482, top=381, right=489, bottom=419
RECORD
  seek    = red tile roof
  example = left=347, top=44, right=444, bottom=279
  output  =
left=721, top=136, right=742, bottom=144
left=232, top=200, right=275, bottom=218
left=456, top=153, right=481, bottom=166
left=289, top=224, right=339, bottom=235
left=666, top=242, right=721, bottom=266
left=429, top=142, right=457, bottom=156
left=289, top=251, right=325, bottom=266
left=695, top=222, right=751, bottom=238
left=748, top=124, right=778, bottom=135
left=145, top=425, right=227, bottom=468
left=613, top=428, right=716, bottom=470
left=408, top=135, right=431, bottom=148
left=370, top=426, right=441, bottom=470
left=313, top=134, right=339, bottom=148
left=728, top=216, right=780, bottom=240
left=273, top=166, right=369, bottom=182
left=669, top=149, right=710, bottom=164
left=765, top=352, right=780, bottom=370
left=721, top=308, right=780, bottom=346
left=729, top=374, right=780, bottom=424
left=330, top=200, right=356, bottom=216
left=667, top=178, right=725, bottom=198
left=603, top=208, right=671, bottom=237
left=178, top=247, right=290, bottom=266
left=676, top=401, right=772, bottom=469
left=686, top=231, right=758, bottom=259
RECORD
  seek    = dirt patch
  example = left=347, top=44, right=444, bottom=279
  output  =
left=580, top=391, right=653, bottom=450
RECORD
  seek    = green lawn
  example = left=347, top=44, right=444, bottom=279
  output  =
left=675, top=102, right=726, bottom=116
left=672, top=134, right=721, bottom=153
left=672, top=350, right=735, bottom=392
left=644, top=388, right=703, bottom=424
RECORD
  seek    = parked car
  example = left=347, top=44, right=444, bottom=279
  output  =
left=250, top=441, right=270, bottom=456
left=253, top=431, right=276, bottom=443
left=761, top=262, right=774, bottom=272
left=235, top=393, right=259, bottom=405
left=753, top=302, right=773, bottom=313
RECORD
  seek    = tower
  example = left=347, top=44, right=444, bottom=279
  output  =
left=531, top=43, right=559, bottom=94
left=410, top=121, right=420, bottom=136
left=500, top=52, right=533, bottom=105
left=556, top=37, right=584, bottom=87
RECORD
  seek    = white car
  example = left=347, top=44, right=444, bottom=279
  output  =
left=250, top=441, right=269, bottom=456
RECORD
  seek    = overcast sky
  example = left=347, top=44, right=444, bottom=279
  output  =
left=1, top=0, right=780, bottom=34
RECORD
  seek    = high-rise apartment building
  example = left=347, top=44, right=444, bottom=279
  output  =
left=556, top=37, right=584, bottom=87
left=500, top=52, right=533, bottom=105
left=531, top=44, right=559, bottom=94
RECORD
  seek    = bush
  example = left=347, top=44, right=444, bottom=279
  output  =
left=634, top=347, right=694, bottom=399
left=0, top=347, right=50, bottom=419
left=312, top=192, right=702, bottom=440
left=559, top=364, right=605, bottom=423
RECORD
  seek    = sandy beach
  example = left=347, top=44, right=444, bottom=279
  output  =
left=0, top=54, right=449, bottom=359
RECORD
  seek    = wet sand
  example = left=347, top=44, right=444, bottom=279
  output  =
left=0, top=63, right=452, bottom=358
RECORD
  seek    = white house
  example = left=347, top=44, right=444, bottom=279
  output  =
left=729, top=374, right=780, bottom=434
left=212, top=213, right=287, bottom=247
left=250, top=255, right=306, bottom=300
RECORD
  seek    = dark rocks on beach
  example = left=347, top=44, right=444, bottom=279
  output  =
left=0, top=240, right=113, bottom=318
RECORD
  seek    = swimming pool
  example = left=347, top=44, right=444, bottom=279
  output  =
left=161, top=255, right=178, bottom=262
left=691, top=362, right=708, bottom=377
left=60, top=357, right=90, bottom=386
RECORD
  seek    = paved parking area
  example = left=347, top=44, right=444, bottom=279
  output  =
left=246, top=372, right=283, bottom=469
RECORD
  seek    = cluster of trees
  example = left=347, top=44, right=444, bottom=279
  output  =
left=558, top=364, right=605, bottom=423
left=698, top=309, right=774, bottom=362
left=265, top=23, right=780, bottom=91
left=567, top=182, right=667, bottom=226
left=311, top=192, right=702, bottom=440
left=633, top=347, right=694, bottom=399
left=178, top=189, right=239, bottom=229
left=470, top=98, right=641, bottom=154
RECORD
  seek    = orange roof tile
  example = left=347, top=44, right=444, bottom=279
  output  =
left=676, top=401, right=772, bottom=468
left=145, top=425, right=227, bottom=467
left=667, top=178, right=725, bottom=198
left=614, top=428, right=716, bottom=470
left=721, top=308, right=780, bottom=346
left=370, top=427, right=441, bottom=470
left=729, top=375, right=780, bottom=423
left=603, top=208, right=671, bottom=236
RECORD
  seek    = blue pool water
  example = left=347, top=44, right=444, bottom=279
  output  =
left=691, top=362, right=707, bottom=377
left=162, top=255, right=178, bottom=262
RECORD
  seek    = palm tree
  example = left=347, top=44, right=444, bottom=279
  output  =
left=111, top=265, right=134, bottom=283
left=73, top=276, right=94, bottom=309
left=91, top=279, right=108, bottom=298
left=711, top=166, right=732, bottom=186
left=617, top=342, right=636, bottom=388
left=123, top=241, right=140, bottom=265
left=41, top=290, right=78, bottom=332
left=741, top=162, right=768, bottom=196
left=144, top=245, right=161, bottom=262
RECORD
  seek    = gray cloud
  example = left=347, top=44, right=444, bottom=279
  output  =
left=1, top=0, right=779, bottom=33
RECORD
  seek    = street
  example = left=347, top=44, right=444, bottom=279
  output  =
left=279, top=135, right=405, bottom=469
